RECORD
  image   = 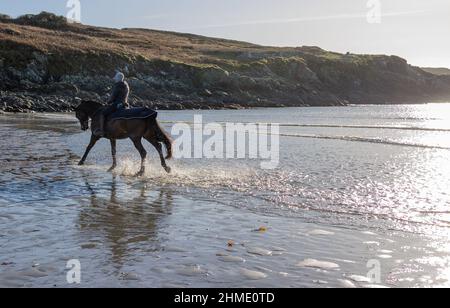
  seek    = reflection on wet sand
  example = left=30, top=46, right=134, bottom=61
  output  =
left=2, top=109, right=450, bottom=287
left=78, top=171, right=174, bottom=268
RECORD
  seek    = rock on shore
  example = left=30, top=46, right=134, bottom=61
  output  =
left=1, top=12, right=450, bottom=112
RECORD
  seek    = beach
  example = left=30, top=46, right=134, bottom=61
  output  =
left=1, top=105, right=450, bottom=287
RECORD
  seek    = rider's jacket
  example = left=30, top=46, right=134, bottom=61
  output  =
left=108, top=80, right=130, bottom=109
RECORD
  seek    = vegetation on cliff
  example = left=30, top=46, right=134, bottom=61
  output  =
left=1, top=12, right=450, bottom=112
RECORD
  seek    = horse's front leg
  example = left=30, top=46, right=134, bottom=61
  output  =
left=107, top=139, right=117, bottom=172
left=131, top=137, right=147, bottom=177
left=78, top=134, right=100, bottom=166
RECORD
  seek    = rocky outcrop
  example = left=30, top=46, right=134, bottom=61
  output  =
left=1, top=12, right=450, bottom=112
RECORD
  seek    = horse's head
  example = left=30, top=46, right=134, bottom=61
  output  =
left=75, top=107, right=90, bottom=131
left=74, top=100, right=104, bottom=131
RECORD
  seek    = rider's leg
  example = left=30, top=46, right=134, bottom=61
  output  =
left=95, top=105, right=116, bottom=137
left=93, top=111, right=107, bottom=137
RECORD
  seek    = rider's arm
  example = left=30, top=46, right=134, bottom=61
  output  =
left=108, top=83, right=119, bottom=104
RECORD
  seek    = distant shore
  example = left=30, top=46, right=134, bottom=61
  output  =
left=2, top=90, right=449, bottom=114
left=3, top=12, right=450, bottom=114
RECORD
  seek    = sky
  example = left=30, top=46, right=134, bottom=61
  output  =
left=1, top=0, right=450, bottom=68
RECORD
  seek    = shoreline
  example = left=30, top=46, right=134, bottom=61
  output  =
left=1, top=96, right=449, bottom=114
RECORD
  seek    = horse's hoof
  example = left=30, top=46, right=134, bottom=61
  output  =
left=135, top=170, right=145, bottom=177
left=78, top=161, right=84, bottom=166
left=164, top=166, right=172, bottom=174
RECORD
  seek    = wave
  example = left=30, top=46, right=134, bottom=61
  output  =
left=279, top=133, right=450, bottom=150
left=160, top=121, right=450, bottom=132
left=276, top=124, right=450, bottom=132
left=159, top=120, right=450, bottom=149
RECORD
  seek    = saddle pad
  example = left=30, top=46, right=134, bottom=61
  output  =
left=109, top=108, right=158, bottom=121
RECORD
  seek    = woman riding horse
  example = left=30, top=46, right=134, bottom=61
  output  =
left=75, top=72, right=173, bottom=176
left=95, top=72, right=130, bottom=137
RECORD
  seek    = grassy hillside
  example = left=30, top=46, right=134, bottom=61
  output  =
left=422, top=67, right=450, bottom=76
left=1, top=12, right=450, bottom=112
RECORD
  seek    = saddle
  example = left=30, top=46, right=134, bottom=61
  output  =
left=109, top=107, right=158, bottom=121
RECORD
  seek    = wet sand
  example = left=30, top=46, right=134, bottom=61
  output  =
left=1, top=109, right=450, bottom=288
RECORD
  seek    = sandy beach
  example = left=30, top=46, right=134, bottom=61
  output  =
left=1, top=106, right=450, bottom=287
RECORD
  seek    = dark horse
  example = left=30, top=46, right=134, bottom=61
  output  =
left=75, top=101, right=173, bottom=176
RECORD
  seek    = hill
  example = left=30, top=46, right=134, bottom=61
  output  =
left=1, top=12, right=450, bottom=112
left=422, top=67, right=450, bottom=76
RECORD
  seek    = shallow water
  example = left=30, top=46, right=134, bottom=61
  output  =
left=1, top=104, right=450, bottom=288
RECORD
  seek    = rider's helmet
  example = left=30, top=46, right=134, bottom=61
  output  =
left=114, top=71, right=125, bottom=83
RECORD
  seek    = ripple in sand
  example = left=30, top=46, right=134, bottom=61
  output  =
left=313, top=280, right=328, bottom=285
left=270, top=246, right=287, bottom=252
left=271, top=251, right=284, bottom=256
left=307, top=229, right=335, bottom=236
left=419, top=276, right=433, bottom=284
left=176, top=265, right=208, bottom=277
left=240, top=268, right=267, bottom=280
left=22, top=268, right=49, bottom=278
left=246, top=247, right=273, bottom=256
left=218, top=255, right=245, bottom=263
left=164, top=246, right=188, bottom=253
left=363, top=284, right=390, bottom=288
left=362, top=231, right=378, bottom=236
left=81, top=242, right=97, bottom=249
left=119, top=272, right=141, bottom=281
left=338, top=279, right=357, bottom=288
left=296, top=259, right=339, bottom=270
left=378, top=250, right=393, bottom=254
left=161, top=283, right=189, bottom=288
left=348, top=275, right=371, bottom=283
left=364, top=241, right=380, bottom=246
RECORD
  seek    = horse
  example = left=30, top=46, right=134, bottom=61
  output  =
left=74, top=100, right=173, bottom=176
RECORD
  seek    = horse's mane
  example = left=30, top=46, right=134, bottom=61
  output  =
left=75, top=100, right=105, bottom=116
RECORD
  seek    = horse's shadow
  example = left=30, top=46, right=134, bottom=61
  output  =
left=77, top=170, right=174, bottom=268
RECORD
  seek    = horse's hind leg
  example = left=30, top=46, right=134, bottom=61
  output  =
left=146, top=136, right=171, bottom=174
left=78, top=134, right=100, bottom=166
left=131, top=137, right=147, bottom=177
left=107, top=139, right=117, bottom=172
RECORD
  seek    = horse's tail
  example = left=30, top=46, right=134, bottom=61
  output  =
left=153, top=119, right=173, bottom=160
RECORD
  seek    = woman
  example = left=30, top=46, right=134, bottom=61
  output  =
left=95, top=72, right=130, bottom=137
